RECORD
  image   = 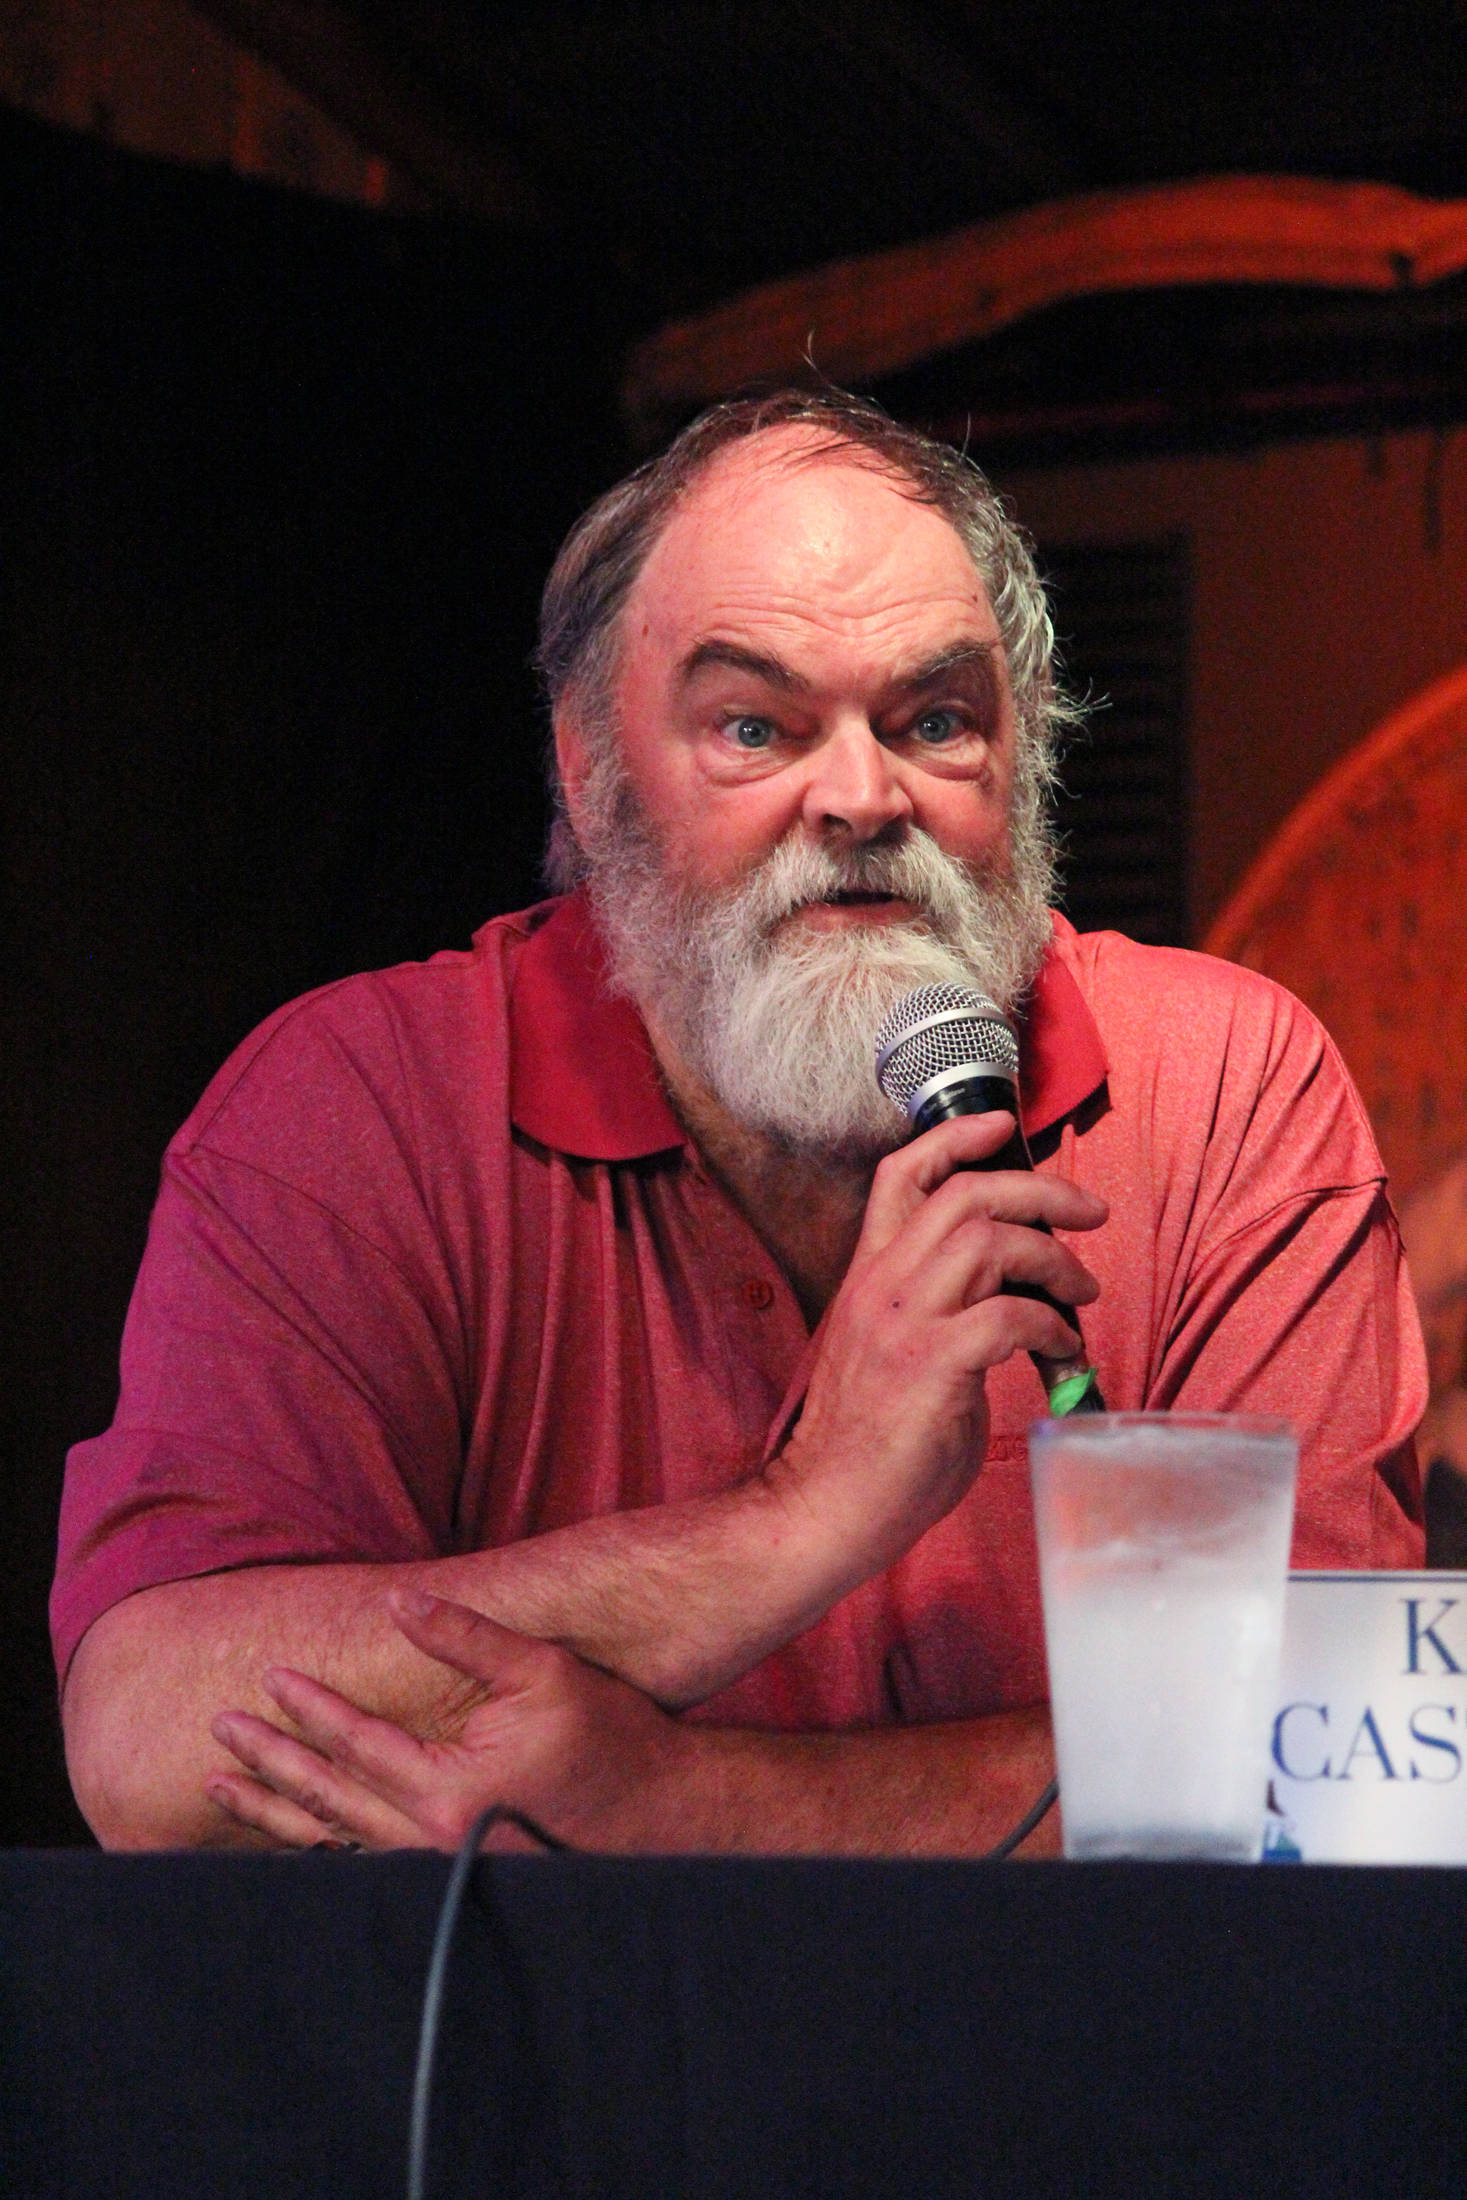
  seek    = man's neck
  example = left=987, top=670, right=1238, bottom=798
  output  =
left=645, top=1014, right=874, bottom=1328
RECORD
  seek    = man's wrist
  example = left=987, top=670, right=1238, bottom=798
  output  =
left=758, top=1425, right=931, bottom=1600
left=752, top=1436, right=891, bottom=1613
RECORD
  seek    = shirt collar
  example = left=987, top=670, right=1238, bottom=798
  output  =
left=1018, top=911, right=1110, bottom=1138
left=508, top=892, right=1107, bottom=1161
left=508, top=893, right=684, bottom=1159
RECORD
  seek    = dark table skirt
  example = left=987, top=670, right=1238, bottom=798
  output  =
left=2, top=1849, right=1462, bottom=2198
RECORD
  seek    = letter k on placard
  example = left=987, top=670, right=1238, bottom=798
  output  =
left=1403, top=1598, right=1465, bottom=1676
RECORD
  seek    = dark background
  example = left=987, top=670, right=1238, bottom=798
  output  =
left=2, top=106, right=623, bottom=1840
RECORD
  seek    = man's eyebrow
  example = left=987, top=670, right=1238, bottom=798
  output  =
left=675, top=636, right=1001, bottom=695
left=896, top=640, right=1001, bottom=689
left=677, top=640, right=808, bottom=692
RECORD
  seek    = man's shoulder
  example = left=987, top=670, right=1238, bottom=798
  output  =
left=1054, top=919, right=1384, bottom=1186
left=1054, top=918, right=1332, bottom=1063
left=174, top=900, right=559, bottom=1162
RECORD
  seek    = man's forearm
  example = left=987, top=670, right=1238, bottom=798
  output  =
left=62, top=1470, right=882, bottom=1848
left=651, top=1705, right=1059, bottom=1858
left=202, top=1603, right=1061, bottom=1863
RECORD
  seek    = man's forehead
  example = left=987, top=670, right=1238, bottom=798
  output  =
left=664, top=425, right=944, bottom=540
left=627, top=429, right=992, bottom=634
left=690, top=420, right=908, bottom=492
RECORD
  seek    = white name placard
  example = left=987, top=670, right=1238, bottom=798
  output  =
left=1267, top=1572, right=1467, bottom=1863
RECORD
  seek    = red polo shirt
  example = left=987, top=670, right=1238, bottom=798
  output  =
left=52, top=894, right=1424, bottom=1727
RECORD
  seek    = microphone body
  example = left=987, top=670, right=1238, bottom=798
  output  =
left=875, top=987, right=1105, bottom=1417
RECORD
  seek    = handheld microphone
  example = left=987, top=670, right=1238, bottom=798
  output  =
left=874, top=984, right=1105, bottom=1416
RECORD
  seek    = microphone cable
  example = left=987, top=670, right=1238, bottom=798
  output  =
left=407, top=1805, right=566, bottom=2200
left=405, top=1763, right=1057, bottom=2195
left=981, top=1776, right=1059, bottom=1860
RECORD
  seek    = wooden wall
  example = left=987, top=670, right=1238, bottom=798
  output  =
left=1002, top=426, right=1467, bottom=940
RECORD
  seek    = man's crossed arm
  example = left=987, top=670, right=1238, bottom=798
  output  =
left=62, top=1115, right=1100, bottom=1855
left=206, top=1588, right=1060, bottom=1856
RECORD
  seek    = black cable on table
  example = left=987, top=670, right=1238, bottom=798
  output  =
left=406, top=1805, right=566, bottom=2200
left=405, top=1769, right=1057, bottom=2195
left=982, top=1777, right=1059, bottom=1860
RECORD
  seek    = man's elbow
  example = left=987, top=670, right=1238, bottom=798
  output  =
left=63, top=1722, right=165, bottom=1850
left=60, top=1604, right=228, bottom=1850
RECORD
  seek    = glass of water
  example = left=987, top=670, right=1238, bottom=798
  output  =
left=1030, top=1413, right=1299, bottom=1862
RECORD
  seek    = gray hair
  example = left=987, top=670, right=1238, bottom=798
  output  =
left=535, top=387, right=1078, bottom=888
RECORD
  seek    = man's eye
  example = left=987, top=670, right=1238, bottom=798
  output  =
left=726, top=716, right=777, bottom=750
left=913, top=708, right=963, bottom=745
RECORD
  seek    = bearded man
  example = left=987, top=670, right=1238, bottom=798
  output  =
left=53, top=392, right=1425, bottom=1856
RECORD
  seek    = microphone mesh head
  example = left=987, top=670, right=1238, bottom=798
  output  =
left=874, top=984, right=1020, bottom=1113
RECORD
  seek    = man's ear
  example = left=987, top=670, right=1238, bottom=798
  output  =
left=552, top=708, right=590, bottom=834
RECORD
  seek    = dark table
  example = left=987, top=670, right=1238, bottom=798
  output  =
left=2, top=1849, right=1463, bottom=2198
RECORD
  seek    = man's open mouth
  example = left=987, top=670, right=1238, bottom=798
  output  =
left=823, top=889, right=898, bottom=905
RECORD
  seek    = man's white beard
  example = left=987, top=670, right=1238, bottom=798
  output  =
left=581, top=786, right=1055, bottom=1164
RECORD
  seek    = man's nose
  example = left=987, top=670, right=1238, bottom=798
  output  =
left=800, top=720, right=913, bottom=842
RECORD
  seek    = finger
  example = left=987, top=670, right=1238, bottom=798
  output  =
left=212, top=1709, right=423, bottom=1849
left=257, top=1667, right=465, bottom=1825
left=860, top=1170, right=1106, bottom=1300
left=207, top=1771, right=347, bottom=1850
left=865, top=1125, right=1107, bottom=1256
left=262, top=1665, right=427, bottom=1771
left=875, top=1112, right=1109, bottom=1218
left=862, top=1113, right=1022, bottom=1243
left=386, top=1588, right=560, bottom=1695
left=920, top=1214, right=1101, bottom=1314
left=915, top=1161, right=1107, bottom=1237
left=208, top=1766, right=427, bottom=1852
left=952, top=1290, right=1094, bottom=1372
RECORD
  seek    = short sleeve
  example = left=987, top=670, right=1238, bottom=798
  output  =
left=50, top=964, right=494, bottom=1684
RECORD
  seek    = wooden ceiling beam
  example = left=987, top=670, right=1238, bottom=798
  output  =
left=622, top=173, right=1467, bottom=438
left=186, top=0, right=546, bottom=225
